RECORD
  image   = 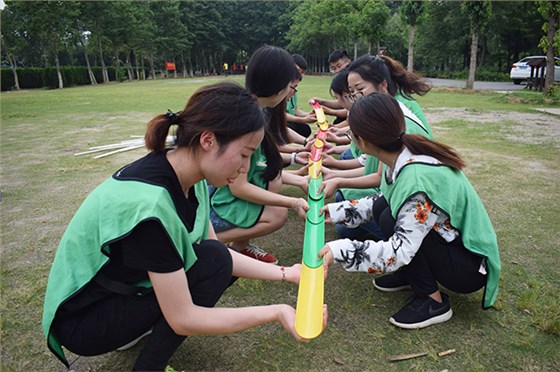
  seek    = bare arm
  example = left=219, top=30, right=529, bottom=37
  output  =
left=229, top=172, right=308, bottom=219
left=149, top=269, right=305, bottom=340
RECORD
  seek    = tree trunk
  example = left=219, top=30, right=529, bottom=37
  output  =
left=7, top=53, right=21, bottom=90
left=54, top=55, right=64, bottom=89
left=98, top=37, right=109, bottom=83
left=354, top=43, right=358, bottom=60
left=80, top=39, right=97, bottom=85
left=407, top=24, right=415, bottom=72
left=125, top=53, right=134, bottom=80
left=466, top=29, right=479, bottom=90
left=544, top=14, right=556, bottom=95
left=181, top=51, right=187, bottom=78
left=188, top=53, right=194, bottom=77
left=134, top=50, right=141, bottom=80
left=149, top=52, right=156, bottom=80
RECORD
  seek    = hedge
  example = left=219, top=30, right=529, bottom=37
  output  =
left=0, top=66, right=146, bottom=91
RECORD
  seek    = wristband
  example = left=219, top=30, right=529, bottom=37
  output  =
left=290, top=152, right=297, bottom=166
left=280, top=266, right=287, bottom=282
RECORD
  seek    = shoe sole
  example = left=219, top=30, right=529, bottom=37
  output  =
left=116, top=329, right=152, bottom=351
left=389, top=308, right=453, bottom=329
left=373, top=278, right=411, bottom=292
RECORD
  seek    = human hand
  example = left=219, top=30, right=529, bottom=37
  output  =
left=292, top=197, right=310, bottom=220
left=304, top=113, right=317, bottom=123
left=284, top=263, right=302, bottom=284
left=321, top=153, right=337, bottom=168
left=295, top=152, right=310, bottom=166
left=298, top=175, right=310, bottom=194
left=317, top=178, right=338, bottom=199
left=277, top=304, right=328, bottom=342
left=318, top=244, right=334, bottom=276
left=319, top=205, right=332, bottom=224
left=320, top=166, right=332, bottom=179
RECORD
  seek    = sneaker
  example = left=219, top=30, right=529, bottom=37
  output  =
left=116, top=329, right=152, bottom=351
left=389, top=293, right=453, bottom=329
left=373, top=272, right=411, bottom=292
left=239, top=243, right=278, bottom=265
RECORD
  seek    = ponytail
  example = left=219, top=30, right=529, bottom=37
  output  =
left=145, top=112, right=176, bottom=152
left=402, top=134, right=465, bottom=171
left=145, top=82, right=267, bottom=154
left=350, top=93, right=464, bottom=171
left=380, top=55, right=431, bottom=99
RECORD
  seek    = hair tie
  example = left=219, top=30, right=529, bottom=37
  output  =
left=398, top=132, right=405, bottom=141
left=165, top=109, right=180, bottom=125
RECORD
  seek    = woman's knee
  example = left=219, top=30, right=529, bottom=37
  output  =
left=193, top=240, right=233, bottom=276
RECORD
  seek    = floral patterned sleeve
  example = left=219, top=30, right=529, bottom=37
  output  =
left=327, top=193, right=438, bottom=273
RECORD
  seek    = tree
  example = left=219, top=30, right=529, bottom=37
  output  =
left=1, top=2, right=27, bottom=90
left=461, top=0, right=493, bottom=90
left=357, top=0, right=390, bottom=56
left=537, top=0, right=560, bottom=95
left=399, top=0, right=426, bottom=71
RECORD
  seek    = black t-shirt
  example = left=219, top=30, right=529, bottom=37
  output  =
left=58, top=151, right=199, bottom=316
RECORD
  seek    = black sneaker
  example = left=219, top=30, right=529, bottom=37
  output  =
left=373, top=271, right=411, bottom=292
left=389, top=293, right=453, bottom=329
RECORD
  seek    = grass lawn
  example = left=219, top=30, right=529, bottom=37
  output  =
left=1, top=76, right=559, bottom=371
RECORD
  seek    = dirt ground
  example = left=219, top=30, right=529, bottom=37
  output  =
left=423, top=107, right=560, bottom=147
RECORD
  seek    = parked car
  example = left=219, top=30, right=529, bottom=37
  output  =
left=510, top=56, right=560, bottom=85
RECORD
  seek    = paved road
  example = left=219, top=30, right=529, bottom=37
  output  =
left=427, top=78, right=526, bottom=92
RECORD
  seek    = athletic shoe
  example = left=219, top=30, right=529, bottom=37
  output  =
left=239, top=243, right=278, bottom=265
left=373, top=271, right=411, bottom=292
left=389, top=293, right=453, bottom=329
left=116, top=329, right=153, bottom=351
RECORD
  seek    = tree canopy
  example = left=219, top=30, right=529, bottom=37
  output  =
left=1, top=0, right=555, bottom=84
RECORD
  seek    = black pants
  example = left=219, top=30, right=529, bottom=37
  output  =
left=373, top=196, right=487, bottom=297
left=287, top=122, right=312, bottom=139
left=53, top=240, right=235, bottom=370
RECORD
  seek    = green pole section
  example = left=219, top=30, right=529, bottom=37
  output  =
left=303, top=176, right=325, bottom=268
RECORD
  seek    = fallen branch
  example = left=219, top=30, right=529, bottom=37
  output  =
left=75, top=135, right=174, bottom=158
left=388, top=348, right=456, bottom=362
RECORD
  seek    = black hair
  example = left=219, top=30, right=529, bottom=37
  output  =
left=292, top=53, right=308, bottom=71
left=349, top=93, right=464, bottom=170
left=348, top=55, right=431, bottom=99
left=328, top=49, right=350, bottom=63
left=329, top=68, right=349, bottom=97
left=245, top=45, right=297, bottom=181
left=145, top=82, right=267, bottom=154
left=245, top=45, right=297, bottom=98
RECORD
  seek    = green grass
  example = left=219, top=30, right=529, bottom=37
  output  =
left=1, top=76, right=559, bottom=371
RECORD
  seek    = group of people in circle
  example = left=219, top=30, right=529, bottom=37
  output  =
left=42, top=45, right=500, bottom=370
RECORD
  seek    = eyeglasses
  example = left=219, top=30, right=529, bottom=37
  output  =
left=345, top=91, right=363, bottom=103
left=290, top=86, right=298, bottom=93
left=344, top=129, right=352, bottom=141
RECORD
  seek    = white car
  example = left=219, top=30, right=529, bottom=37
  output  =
left=510, top=56, right=560, bottom=85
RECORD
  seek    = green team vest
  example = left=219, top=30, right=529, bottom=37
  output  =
left=210, top=144, right=268, bottom=227
left=396, top=93, right=432, bottom=138
left=286, top=92, right=297, bottom=115
left=42, top=177, right=209, bottom=366
left=381, top=161, right=500, bottom=309
left=339, top=114, right=432, bottom=201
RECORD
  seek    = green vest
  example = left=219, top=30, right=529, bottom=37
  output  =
left=349, top=141, right=361, bottom=158
left=381, top=161, right=500, bottom=309
left=286, top=92, right=297, bottom=115
left=42, top=177, right=209, bottom=366
left=396, top=93, right=432, bottom=138
left=210, top=145, right=268, bottom=227
left=339, top=114, right=432, bottom=201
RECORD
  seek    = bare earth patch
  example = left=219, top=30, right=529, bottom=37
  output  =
left=424, top=107, right=560, bottom=147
